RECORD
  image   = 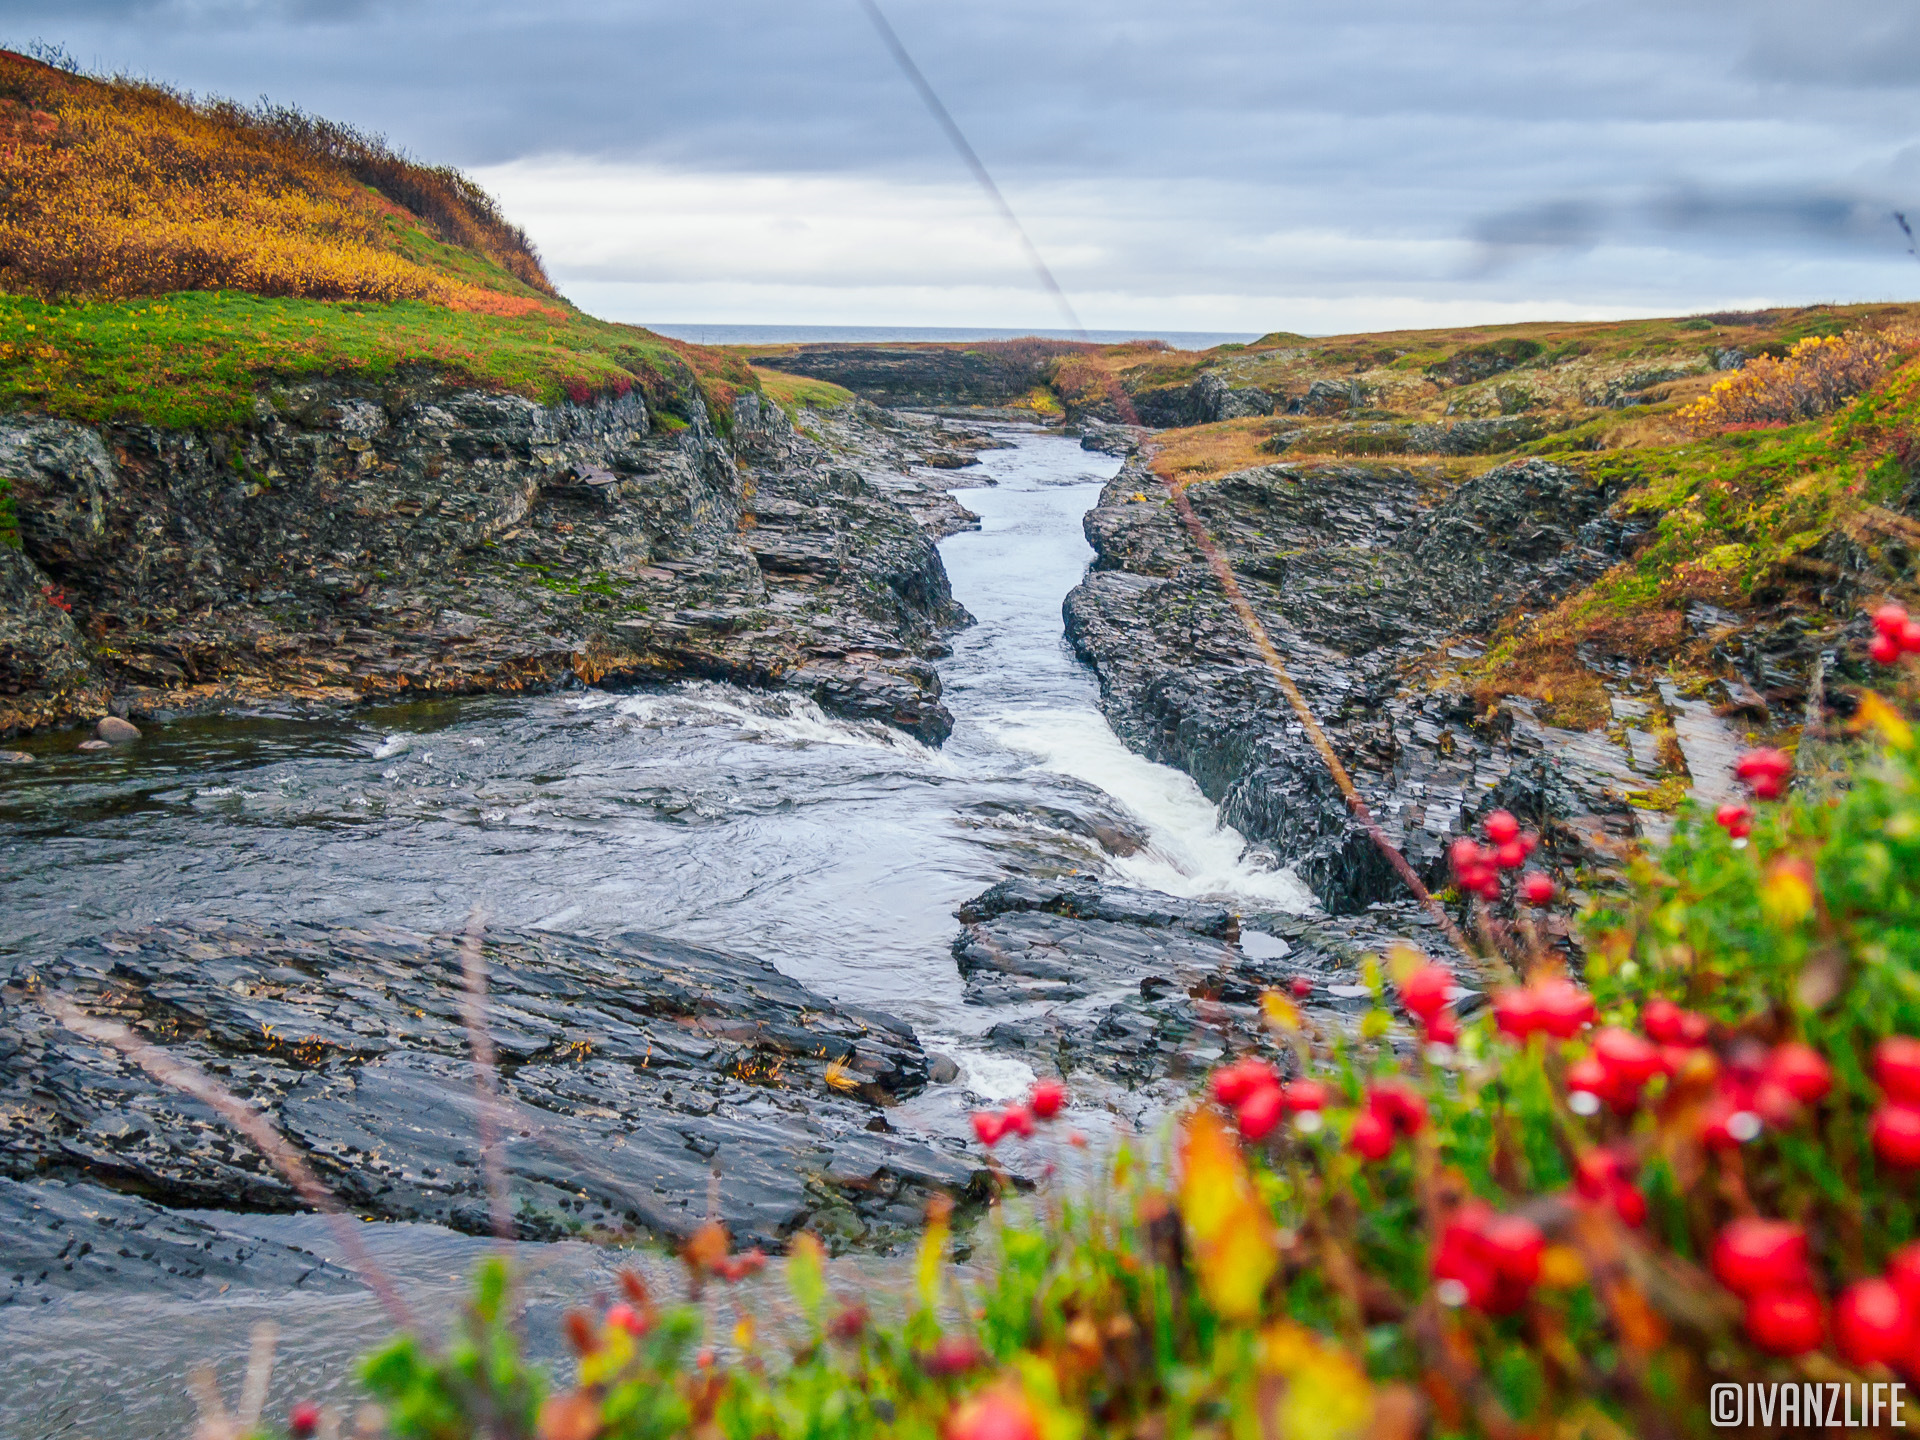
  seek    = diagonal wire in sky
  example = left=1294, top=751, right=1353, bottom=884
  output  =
left=854, top=0, right=1088, bottom=338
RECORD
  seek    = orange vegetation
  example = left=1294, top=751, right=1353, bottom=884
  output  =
left=0, top=49, right=557, bottom=312
left=1678, top=329, right=1910, bottom=433
left=1145, top=416, right=1286, bottom=487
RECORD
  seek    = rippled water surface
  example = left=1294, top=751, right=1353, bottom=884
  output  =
left=0, top=426, right=1309, bottom=1438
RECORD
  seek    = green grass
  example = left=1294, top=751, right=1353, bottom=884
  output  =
left=752, top=365, right=856, bottom=416
left=0, top=290, right=759, bottom=430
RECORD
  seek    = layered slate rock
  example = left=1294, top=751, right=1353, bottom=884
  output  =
left=0, top=921, right=987, bottom=1250
left=950, top=878, right=1470, bottom=1097
left=1064, top=457, right=1675, bottom=912
left=0, top=1176, right=358, bottom=1306
left=1, top=383, right=984, bottom=744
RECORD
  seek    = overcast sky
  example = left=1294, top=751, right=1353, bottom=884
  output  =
left=7, top=0, right=1920, bottom=334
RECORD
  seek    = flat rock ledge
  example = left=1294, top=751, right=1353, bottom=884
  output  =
left=0, top=920, right=989, bottom=1255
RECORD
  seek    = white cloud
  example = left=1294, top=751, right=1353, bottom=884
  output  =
left=478, top=158, right=1920, bottom=333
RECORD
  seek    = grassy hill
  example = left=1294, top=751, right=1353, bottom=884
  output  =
left=0, top=49, right=757, bottom=427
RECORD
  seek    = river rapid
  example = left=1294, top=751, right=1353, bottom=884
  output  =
left=0, top=425, right=1309, bottom=1437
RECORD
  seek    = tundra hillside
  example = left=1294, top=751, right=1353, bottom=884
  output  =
left=0, top=48, right=988, bottom=744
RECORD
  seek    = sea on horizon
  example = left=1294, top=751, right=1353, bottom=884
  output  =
left=644, top=323, right=1264, bottom=350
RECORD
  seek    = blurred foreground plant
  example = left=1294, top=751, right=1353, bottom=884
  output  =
left=311, top=632, right=1920, bottom=1439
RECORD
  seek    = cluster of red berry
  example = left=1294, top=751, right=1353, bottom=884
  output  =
left=1733, top=747, right=1793, bottom=802
left=1431, top=1199, right=1545, bottom=1316
left=1712, top=1221, right=1920, bottom=1365
left=1869, top=603, right=1920, bottom=667
left=1211, top=1058, right=1328, bottom=1141
left=970, top=1078, right=1067, bottom=1147
left=1491, top=976, right=1597, bottom=1041
left=1869, top=1038, right=1920, bottom=1169
left=1449, top=810, right=1554, bottom=905
left=1399, top=961, right=1462, bottom=1046
left=1349, top=1078, right=1427, bottom=1160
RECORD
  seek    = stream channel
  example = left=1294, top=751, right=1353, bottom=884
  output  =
left=0, top=425, right=1311, bottom=1437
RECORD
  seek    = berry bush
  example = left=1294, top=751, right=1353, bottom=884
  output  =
left=294, top=632, right=1920, bottom=1439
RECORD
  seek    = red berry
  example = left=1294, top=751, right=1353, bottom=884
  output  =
left=947, top=1387, right=1042, bottom=1440
left=1699, top=1092, right=1763, bottom=1150
left=1533, top=978, right=1595, bottom=1039
left=1610, top=1180, right=1648, bottom=1228
left=923, top=1334, right=985, bottom=1376
left=605, top=1302, right=649, bottom=1335
left=1593, top=1027, right=1664, bottom=1085
left=1368, top=1079, right=1427, bottom=1135
left=1398, top=964, right=1453, bottom=1021
left=289, top=1403, right=321, bottom=1440
left=1211, top=1061, right=1256, bottom=1108
left=1904, top=619, right=1920, bottom=654
left=1874, top=603, right=1910, bottom=639
left=1029, top=1079, right=1067, bottom=1120
left=1714, top=802, right=1754, bottom=838
left=1281, top=1079, right=1328, bottom=1112
left=1567, top=1055, right=1640, bottom=1114
left=1237, top=1084, right=1286, bottom=1141
left=1836, top=1278, right=1914, bottom=1367
left=1873, top=1104, right=1920, bottom=1168
left=1289, top=975, right=1313, bottom=999
left=1519, top=872, right=1555, bottom=906
left=1573, top=1149, right=1623, bottom=1199
left=1712, top=1218, right=1810, bottom=1299
left=1764, top=1042, right=1832, bottom=1105
left=1479, top=1213, right=1545, bottom=1285
left=1449, top=837, right=1490, bottom=889
left=1484, top=810, right=1521, bottom=845
left=1877, top=1037, right=1920, bottom=1104
left=1001, top=1103, right=1035, bottom=1139
left=1873, top=632, right=1904, bottom=666
left=1475, top=874, right=1503, bottom=901
left=1493, top=987, right=1543, bottom=1040
left=1735, top=747, right=1793, bottom=780
left=1887, top=1243, right=1920, bottom=1312
left=1349, top=1109, right=1395, bottom=1160
left=829, top=1304, right=870, bottom=1340
left=1745, top=1288, right=1826, bottom=1356
left=1425, top=1010, right=1460, bottom=1046
left=1492, top=839, right=1528, bottom=870
left=971, top=1110, right=1007, bottom=1146
left=1736, top=748, right=1792, bottom=801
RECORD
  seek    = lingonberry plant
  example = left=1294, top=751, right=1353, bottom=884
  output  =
left=322, top=622, right=1920, bottom=1439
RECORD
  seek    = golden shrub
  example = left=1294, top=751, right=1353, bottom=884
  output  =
left=1676, top=328, right=1910, bottom=433
left=0, top=50, right=551, bottom=306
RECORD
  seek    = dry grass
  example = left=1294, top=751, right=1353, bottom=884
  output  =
left=1146, top=416, right=1288, bottom=486
left=0, top=49, right=549, bottom=309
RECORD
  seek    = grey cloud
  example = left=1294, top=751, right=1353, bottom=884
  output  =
left=2, top=0, right=1917, bottom=321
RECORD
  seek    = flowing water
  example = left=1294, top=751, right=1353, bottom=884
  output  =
left=0, top=425, right=1310, bottom=1437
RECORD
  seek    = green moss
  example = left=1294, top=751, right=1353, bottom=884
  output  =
left=0, top=476, right=18, bottom=548
left=0, top=290, right=756, bottom=430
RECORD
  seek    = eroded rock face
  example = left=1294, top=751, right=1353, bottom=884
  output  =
left=1, top=381, right=979, bottom=743
left=949, top=877, right=1468, bottom=1100
left=0, top=920, right=989, bottom=1250
left=1064, top=457, right=1667, bottom=912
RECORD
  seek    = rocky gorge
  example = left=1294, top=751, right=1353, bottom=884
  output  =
left=1, top=377, right=990, bottom=745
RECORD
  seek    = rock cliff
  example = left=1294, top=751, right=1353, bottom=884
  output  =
left=2, top=378, right=979, bottom=742
left=1063, top=457, right=1743, bottom=914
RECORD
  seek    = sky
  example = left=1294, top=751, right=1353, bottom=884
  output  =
left=6, top=0, right=1920, bottom=335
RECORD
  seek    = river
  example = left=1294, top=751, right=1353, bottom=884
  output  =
left=0, top=425, right=1309, bottom=1437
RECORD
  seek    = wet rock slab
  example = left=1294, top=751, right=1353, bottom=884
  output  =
left=0, top=1176, right=358, bottom=1306
left=1, top=921, right=989, bottom=1251
left=950, top=878, right=1469, bottom=1098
